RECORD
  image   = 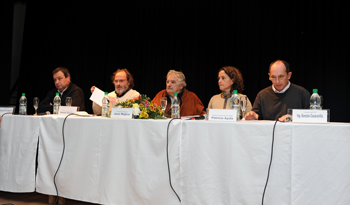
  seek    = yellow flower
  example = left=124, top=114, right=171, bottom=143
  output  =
left=127, top=99, right=135, bottom=103
left=132, top=103, right=139, bottom=108
left=149, top=103, right=156, bottom=112
left=139, top=111, right=149, bottom=119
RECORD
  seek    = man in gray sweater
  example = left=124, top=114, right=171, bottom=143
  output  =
left=245, top=60, right=310, bottom=121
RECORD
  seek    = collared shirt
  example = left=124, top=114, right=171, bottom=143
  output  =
left=272, top=81, right=291, bottom=94
left=58, top=86, right=69, bottom=96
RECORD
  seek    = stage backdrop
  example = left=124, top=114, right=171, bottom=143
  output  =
left=17, top=2, right=349, bottom=122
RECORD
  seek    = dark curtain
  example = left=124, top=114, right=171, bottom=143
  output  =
left=0, top=1, right=13, bottom=105
left=18, top=2, right=349, bottom=122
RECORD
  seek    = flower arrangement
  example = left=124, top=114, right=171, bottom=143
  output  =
left=114, top=94, right=165, bottom=119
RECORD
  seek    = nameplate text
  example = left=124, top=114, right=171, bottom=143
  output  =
left=111, top=108, right=133, bottom=119
left=292, top=109, right=328, bottom=123
left=58, top=106, right=78, bottom=115
left=208, top=109, right=237, bottom=122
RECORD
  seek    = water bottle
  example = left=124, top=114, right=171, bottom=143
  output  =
left=19, top=93, right=27, bottom=115
left=53, top=92, right=61, bottom=114
left=231, top=90, right=240, bottom=120
left=310, top=89, right=321, bottom=110
left=171, top=92, right=180, bottom=119
left=101, top=92, right=110, bottom=117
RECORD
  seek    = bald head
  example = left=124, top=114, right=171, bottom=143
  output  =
left=268, top=60, right=292, bottom=92
left=269, top=60, right=290, bottom=73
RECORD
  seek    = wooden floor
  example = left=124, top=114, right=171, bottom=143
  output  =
left=0, top=191, right=99, bottom=205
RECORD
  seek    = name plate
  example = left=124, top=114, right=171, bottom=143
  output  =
left=58, top=106, right=78, bottom=115
left=208, top=109, right=237, bottom=121
left=111, top=108, right=133, bottom=119
left=0, top=106, right=15, bottom=116
left=292, top=109, right=328, bottom=123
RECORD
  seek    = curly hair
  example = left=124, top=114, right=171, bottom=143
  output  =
left=218, top=66, right=244, bottom=93
left=111, top=68, right=135, bottom=89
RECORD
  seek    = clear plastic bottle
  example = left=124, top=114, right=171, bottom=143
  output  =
left=310, top=89, right=321, bottom=110
left=101, top=92, right=110, bottom=117
left=53, top=92, right=61, bottom=114
left=171, top=92, right=180, bottom=119
left=19, top=93, right=27, bottom=115
left=231, top=90, right=240, bottom=120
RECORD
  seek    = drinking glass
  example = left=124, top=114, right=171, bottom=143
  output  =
left=160, top=97, right=167, bottom=116
left=66, top=97, right=72, bottom=106
left=239, top=95, right=248, bottom=115
left=33, top=97, right=39, bottom=115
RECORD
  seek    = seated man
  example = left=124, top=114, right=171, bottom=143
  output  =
left=91, top=68, right=140, bottom=115
left=152, top=70, right=206, bottom=117
left=245, top=60, right=310, bottom=121
left=38, top=67, right=85, bottom=113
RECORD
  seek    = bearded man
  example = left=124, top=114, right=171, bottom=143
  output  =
left=91, top=68, right=140, bottom=115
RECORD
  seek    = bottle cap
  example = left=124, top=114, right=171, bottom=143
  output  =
left=312, top=89, right=318, bottom=93
left=105, top=92, right=108, bottom=95
left=233, top=90, right=238, bottom=94
left=174, top=92, right=178, bottom=96
left=22, top=93, right=25, bottom=96
left=56, top=92, right=59, bottom=96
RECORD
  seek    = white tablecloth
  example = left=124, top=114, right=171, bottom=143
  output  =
left=36, top=115, right=182, bottom=205
left=291, top=123, right=350, bottom=204
left=0, top=115, right=41, bottom=192
left=2, top=115, right=350, bottom=205
left=180, top=120, right=350, bottom=205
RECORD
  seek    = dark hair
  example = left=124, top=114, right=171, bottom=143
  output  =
left=219, top=66, right=244, bottom=93
left=111, top=68, right=135, bottom=89
left=52, top=67, right=70, bottom=78
left=269, top=60, right=290, bottom=73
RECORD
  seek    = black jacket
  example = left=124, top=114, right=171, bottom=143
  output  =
left=38, top=83, right=85, bottom=113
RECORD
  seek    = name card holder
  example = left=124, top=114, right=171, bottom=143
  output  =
left=0, top=106, right=16, bottom=116
left=208, top=109, right=237, bottom=122
left=111, top=108, right=133, bottom=119
left=58, top=106, right=78, bottom=115
left=287, top=109, right=330, bottom=123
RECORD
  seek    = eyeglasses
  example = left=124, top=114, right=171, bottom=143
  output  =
left=114, top=79, right=126, bottom=83
left=269, top=75, right=287, bottom=81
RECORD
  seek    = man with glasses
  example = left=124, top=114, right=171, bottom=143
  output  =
left=91, top=68, right=140, bottom=115
left=244, top=60, right=310, bottom=121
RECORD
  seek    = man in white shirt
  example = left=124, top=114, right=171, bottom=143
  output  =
left=91, top=68, right=140, bottom=115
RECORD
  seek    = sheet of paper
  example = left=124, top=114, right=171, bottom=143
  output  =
left=89, top=87, right=105, bottom=106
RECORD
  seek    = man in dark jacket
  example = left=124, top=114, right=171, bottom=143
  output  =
left=38, top=67, right=85, bottom=113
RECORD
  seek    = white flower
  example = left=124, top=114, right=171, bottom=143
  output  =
left=133, top=107, right=141, bottom=116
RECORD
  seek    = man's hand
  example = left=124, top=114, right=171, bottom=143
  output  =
left=90, top=86, right=96, bottom=93
left=278, top=114, right=292, bottom=122
left=244, top=111, right=259, bottom=120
